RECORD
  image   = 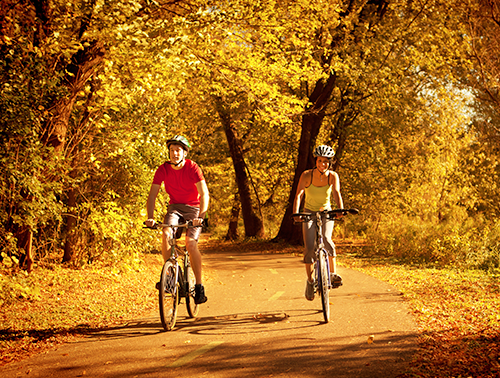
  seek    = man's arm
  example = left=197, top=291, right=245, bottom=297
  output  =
left=145, top=184, right=161, bottom=226
left=194, top=180, right=210, bottom=225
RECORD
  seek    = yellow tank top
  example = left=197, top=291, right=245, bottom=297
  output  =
left=304, top=184, right=333, bottom=211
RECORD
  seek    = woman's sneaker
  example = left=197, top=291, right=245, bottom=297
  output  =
left=330, top=273, right=343, bottom=288
left=194, top=284, right=208, bottom=304
left=305, top=279, right=315, bottom=301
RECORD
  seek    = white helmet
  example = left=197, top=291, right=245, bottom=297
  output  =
left=313, top=145, right=335, bottom=158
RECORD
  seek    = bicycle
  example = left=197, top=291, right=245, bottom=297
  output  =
left=144, top=220, right=201, bottom=331
left=293, top=208, right=359, bottom=323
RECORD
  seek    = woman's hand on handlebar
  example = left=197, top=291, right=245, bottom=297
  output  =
left=145, top=219, right=156, bottom=228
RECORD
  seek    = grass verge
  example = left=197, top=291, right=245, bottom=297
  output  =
left=0, top=252, right=163, bottom=366
left=339, top=253, right=500, bottom=378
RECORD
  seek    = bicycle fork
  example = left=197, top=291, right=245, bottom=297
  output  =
left=316, top=249, right=332, bottom=289
left=167, top=261, right=180, bottom=294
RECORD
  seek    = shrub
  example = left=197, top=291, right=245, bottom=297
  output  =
left=361, top=211, right=500, bottom=271
left=467, top=222, right=500, bottom=273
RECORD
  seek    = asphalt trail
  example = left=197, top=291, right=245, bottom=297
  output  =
left=1, top=249, right=418, bottom=377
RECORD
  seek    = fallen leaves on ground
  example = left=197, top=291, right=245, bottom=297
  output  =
left=0, top=253, right=163, bottom=365
left=341, top=255, right=500, bottom=378
left=1, top=239, right=499, bottom=377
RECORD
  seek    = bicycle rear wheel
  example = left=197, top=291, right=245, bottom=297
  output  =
left=159, top=261, right=179, bottom=331
left=318, top=249, right=330, bottom=323
left=185, top=261, right=199, bottom=318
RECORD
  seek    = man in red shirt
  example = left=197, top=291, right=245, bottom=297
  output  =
left=145, top=135, right=210, bottom=304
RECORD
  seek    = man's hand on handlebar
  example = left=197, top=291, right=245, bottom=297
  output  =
left=145, top=219, right=156, bottom=228
left=192, top=217, right=204, bottom=227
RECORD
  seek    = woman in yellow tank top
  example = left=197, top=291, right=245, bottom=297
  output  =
left=292, top=145, right=344, bottom=301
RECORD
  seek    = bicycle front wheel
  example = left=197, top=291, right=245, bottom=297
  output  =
left=185, top=262, right=199, bottom=318
left=318, top=249, right=330, bottom=323
left=159, top=261, right=179, bottom=331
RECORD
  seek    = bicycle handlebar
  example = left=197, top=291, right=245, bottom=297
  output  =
left=330, top=208, right=359, bottom=215
left=292, top=208, right=359, bottom=222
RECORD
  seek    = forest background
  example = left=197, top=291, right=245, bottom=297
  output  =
left=1, top=0, right=500, bottom=301
left=2, top=0, right=500, bottom=375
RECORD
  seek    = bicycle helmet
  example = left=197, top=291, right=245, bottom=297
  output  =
left=167, top=135, right=191, bottom=152
left=313, top=145, right=335, bottom=158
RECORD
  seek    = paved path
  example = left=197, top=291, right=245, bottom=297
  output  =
left=1, top=250, right=418, bottom=377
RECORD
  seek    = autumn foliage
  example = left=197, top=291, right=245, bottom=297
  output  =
left=1, top=0, right=500, bottom=373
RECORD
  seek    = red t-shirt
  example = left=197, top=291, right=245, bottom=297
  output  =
left=152, top=160, right=205, bottom=206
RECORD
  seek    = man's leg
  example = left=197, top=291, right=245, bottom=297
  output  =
left=186, top=237, right=202, bottom=284
left=186, top=236, right=207, bottom=304
left=161, top=227, right=173, bottom=263
left=155, top=227, right=174, bottom=291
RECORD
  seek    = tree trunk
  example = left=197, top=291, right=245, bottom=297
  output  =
left=214, top=96, right=265, bottom=238
left=275, top=73, right=338, bottom=243
left=225, top=191, right=240, bottom=241
left=12, top=40, right=106, bottom=269
left=63, top=186, right=77, bottom=262
left=329, top=108, right=359, bottom=172
left=17, top=227, right=34, bottom=273
left=274, top=0, right=390, bottom=243
left=41, top=40, right=106, bottom=151
left=7, top=0, right=105, bottom=271
left=62, top=76, right=101, bottom=263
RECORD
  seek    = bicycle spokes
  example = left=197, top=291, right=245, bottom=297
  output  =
left=159, top=262, right=179, bottom=331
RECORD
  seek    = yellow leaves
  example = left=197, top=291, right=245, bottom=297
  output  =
left=89, top=153, right=102, bottom=169
left=2, top=35, right=12, bottom=46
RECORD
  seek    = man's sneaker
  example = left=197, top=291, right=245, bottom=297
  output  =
left=305, top=279, right=315, bottom=301
left=194, top=284, right=208, bottom=304
left=331, top=273, right=343, bottom=288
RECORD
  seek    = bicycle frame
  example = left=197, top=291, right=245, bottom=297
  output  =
left=292, top=208, right=359, bottom=322
left=145, top=221, right=200, bottom=331
left=312, top=213, right=332, bottom=289
left=165, top=223, right=189, bottom=295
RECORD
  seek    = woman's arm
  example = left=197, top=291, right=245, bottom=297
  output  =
left=330, top=171, right=344, bottom=209
left=293, top=171, right=310, bottom=213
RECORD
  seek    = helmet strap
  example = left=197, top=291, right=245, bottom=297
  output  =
left=173, top=158, right=185, bottom=167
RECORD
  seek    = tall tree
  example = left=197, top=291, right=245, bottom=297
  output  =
left=213, top=95, right=265, bottom=237
left=457, top=0, right=500, bottom=217
left=1, top=0, right=105, bottom=268
left=0, top=0, right=202, bottom=267
left=273, top=0, right=469, bottom=242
